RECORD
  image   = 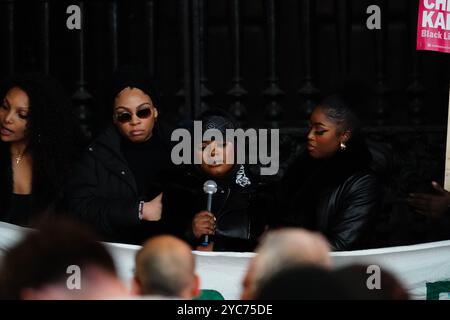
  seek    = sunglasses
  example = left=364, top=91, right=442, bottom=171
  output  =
left=115, top=107, right=152, bottom=123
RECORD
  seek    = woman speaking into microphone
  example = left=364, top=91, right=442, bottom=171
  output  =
left=167, top=109, right=273, bottom=252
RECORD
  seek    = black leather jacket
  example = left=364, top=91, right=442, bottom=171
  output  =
left=277, top=137, right=380, bottom=251
left=164, top=164, right=272, bottom=252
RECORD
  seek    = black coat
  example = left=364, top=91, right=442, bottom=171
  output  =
left=163, top=164, right=273, bottom=252
left=66, top=122, right=178, bottom=244
left=277, top=136, right=380, bottom=251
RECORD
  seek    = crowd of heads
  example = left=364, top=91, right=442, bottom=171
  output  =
left=0, top=219, right=126, bottom=300
left=0, top=219, right=409, bottom=300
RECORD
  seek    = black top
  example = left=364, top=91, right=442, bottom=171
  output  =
left=162, top=164, right=274, bottom=252
left=0, top=142, right=69, bottom=226
left=66, top=122, right=179, bottom=244
left=121, top=132, right=172, bottom=201
left=2, top=193, right=32, bottom=226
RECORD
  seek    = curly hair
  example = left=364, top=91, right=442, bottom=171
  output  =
left=0, top=73, right=80, bottom=216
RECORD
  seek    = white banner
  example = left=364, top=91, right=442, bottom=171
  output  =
left=1, top=221, right=449, bottom=300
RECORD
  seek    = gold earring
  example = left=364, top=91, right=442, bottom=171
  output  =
left=340, top=141, right=347, bottom=151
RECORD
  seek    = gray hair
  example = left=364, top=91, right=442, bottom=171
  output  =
left=249, top=228, right=331, bottom=297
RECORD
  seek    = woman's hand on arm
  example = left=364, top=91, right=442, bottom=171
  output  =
left=141, top=193, right=163, bottom=221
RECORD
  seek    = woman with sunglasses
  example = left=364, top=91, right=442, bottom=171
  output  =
left=0, top=74, right=78, bottom=226
left=67, top=69, right=176, bottom=244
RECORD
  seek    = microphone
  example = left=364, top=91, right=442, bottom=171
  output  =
left=200, top=180, right=218, bottom=246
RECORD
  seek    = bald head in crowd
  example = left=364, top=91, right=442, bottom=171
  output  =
left=133, top=235, right=200, bottom=299
left=241, top=228, right=331, bottom=300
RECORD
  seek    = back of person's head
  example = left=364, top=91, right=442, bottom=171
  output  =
left=0, top=218, right=127, bottom=300
left=256, top=266, right=351, bottom=300
left=333, top=264, right=410, bottom=300
left=133, top=235, right=199, bottom=299
left=241, top=228, right=331, bottom=299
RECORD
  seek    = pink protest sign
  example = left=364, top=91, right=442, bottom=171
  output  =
left=416, top=0, right=450, bottom=53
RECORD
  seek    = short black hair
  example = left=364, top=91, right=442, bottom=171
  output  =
left=110, top=66, right=160, bottom=108
left=318, top=94, right=361, bottom=134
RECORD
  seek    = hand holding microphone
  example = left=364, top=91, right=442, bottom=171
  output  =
left=192, top=210, right=216, bottom=239
left=194, top=180, right=217, bottom=246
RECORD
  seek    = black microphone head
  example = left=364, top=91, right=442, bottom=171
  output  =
left=203, top=180, right=218, bottom=194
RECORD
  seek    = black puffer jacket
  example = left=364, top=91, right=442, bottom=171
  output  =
left=277, top=136, right=380, bottom=251
left=66, top=122, right=177, bottom=244
left=164, top=164, right=272, bottom=252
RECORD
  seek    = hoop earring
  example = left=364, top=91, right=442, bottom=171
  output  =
left=340, top=141, right=347, bottom=151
